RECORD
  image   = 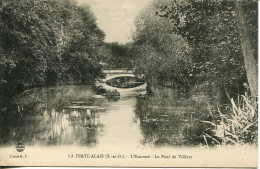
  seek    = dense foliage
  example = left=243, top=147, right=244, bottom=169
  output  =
left=156, top=0, right=257, bottom=98
left=98, top=42, right=133, bottom=69
left=0, top=0, right=105, bottom=100
left=131, top=0, right=257, bottom=100
left=131, top=0, right=191, bottom=88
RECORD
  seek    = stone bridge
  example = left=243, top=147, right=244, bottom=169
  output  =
left=102, top=69, right=136, bottom=81
left=96, top=69, right=147, bottom=96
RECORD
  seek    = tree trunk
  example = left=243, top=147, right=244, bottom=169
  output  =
left=235, top=1, right=258, bottom=97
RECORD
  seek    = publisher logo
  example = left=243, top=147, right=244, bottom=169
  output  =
left=16, top=142, right=25, bottom=152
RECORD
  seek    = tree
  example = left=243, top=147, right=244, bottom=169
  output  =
left=156, top=0, right=257, bottom=98
left=0, top=0, right=105, bottom=97
left=131, top=0, right=191, bottom=88
left=98, top=42, right=133, bottom=69
left=235, top=1, right=258, bottom=97
left=60, top=3, right=105, bottom=84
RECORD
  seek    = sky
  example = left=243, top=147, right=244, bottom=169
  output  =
left=76, top=0, right=152, bottom=44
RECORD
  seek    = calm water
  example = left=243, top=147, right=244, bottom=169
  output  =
left=0, top=85, right=206, bottom=148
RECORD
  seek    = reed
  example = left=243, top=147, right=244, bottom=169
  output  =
left=202, top=94, right=258, bottom=145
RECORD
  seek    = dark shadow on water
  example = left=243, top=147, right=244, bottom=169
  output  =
left=134, top=86, right=213, bottom=147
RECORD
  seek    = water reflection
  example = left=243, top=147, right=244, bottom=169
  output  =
left=0, top=85, right=204, bottom=148
left=0, top=86, right=105, bottom=146
left=98, top=97, right=143, bottom=148
left=135, top=97, right=187, bottom=147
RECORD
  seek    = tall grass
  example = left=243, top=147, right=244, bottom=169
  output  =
left=202, top=95, right=258, bottom=145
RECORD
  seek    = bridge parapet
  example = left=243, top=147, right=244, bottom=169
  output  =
left=103, top=69, right=134, bottom=74
left=102, top=69, right=138, bottom=81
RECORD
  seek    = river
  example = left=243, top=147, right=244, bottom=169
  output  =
left=0, top=85, right=210, bottom=148
left=0, top=85, right=258, bottom=167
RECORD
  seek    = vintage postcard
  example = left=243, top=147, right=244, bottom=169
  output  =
left=0, top=0, right=258, bottom=167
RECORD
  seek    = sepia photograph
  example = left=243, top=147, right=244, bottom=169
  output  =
left=0, top=0, right=258, bottom=167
